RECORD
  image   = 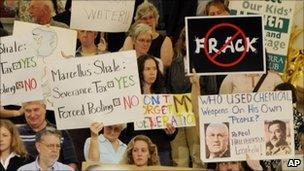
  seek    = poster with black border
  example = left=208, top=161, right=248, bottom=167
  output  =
left=185, top=15, right=266, bottom=76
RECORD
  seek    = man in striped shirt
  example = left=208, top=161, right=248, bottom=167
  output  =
left=18, top=100, right=78, bottom=170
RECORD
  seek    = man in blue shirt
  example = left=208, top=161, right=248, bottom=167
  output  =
left=18, top=128, right=73, bottom=171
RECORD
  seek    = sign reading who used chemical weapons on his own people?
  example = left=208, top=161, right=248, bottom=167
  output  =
left=70, top=0, right=135, bottom=32
left=229, top=0, right=296, bottom=72
left=186, top=15, right=265, bottom=76
left=199, top=91, right=294, bottom=162
left=48, top=50, right=143, bottom=130
left=0, top=36, right=43, bottom=105
left=134, top=93, right=196, bottom=130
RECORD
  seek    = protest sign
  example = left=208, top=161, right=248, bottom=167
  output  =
left=13, top=21, right=77, bottom=109
left=0, top=36, right=43, bottom=105
left=185, top=15, right=265, bottom=76
left=229, top=0, right=296, bottom=72
left=199, top=91, right=294, bottom=162
left=48, top=50, right=142, bottom=130
left=134, top=93, right=196, bottom=130
left=70, top=0, right=135, bottom=32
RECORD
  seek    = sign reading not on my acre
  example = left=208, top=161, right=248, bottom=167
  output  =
left=185, top=15, right=266, bottom=76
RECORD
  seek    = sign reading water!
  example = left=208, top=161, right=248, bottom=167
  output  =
left=134, top=93, right=196, bottom=130
left=0, top=36, right=43, bottom=105
left=70, top=0, right=135, bottom=32
left=199, top=91, right=294, bottom=162
left=48, top=50, right=142, bottom=130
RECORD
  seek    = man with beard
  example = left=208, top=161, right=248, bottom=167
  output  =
left=266, top=120, right=291, bottom=155
left=18, top=128, right=73, bottom=170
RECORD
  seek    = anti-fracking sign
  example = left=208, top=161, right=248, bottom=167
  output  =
left=185, top=15, right=266, bottom=76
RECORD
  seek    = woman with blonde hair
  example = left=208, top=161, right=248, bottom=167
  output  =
left=121, top=1, right=173, bottom=68
left=120, top=135, right=160, bottom=166
left=0, top=119, right=32, bottom=171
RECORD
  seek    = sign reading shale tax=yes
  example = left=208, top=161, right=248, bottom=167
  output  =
left=47, top=50, right=143, bottom=130
left=0, top=36, right=43, bottom=106
left=70, top=0, right=135, bottom=32
left=134, top=93, right=196, bottom=130
left=185, top=15, right=266, bottom=76
left=198, top=91, right=295, bottom=162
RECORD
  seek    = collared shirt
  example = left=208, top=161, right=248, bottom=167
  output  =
left=18, top=122, right=78, bottom=165
left=0, top=152, right=17, bottom=170
left=17, top=157, right=73, bottom=171
left=84, top=134, right=127, bottom=164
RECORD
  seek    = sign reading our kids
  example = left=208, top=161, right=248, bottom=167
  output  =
left=229, top=0, right=296, bottom=72
left=185, top=15, right=265, bottom=76
left=199, top=91, right=294, bottom=162
left=48, top=50, right=143, bottom=130
left=0, top=36, right=43, bottom=105
left=134, top=93, right=196, bottom=130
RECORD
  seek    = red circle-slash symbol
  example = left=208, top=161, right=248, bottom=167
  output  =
left=204, top=23, right=248, bottom=68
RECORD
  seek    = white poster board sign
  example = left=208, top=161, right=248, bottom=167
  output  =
left=0, top=36, right=43, bottom=105
left=199, top=91, right=294, bottom=162
left=229, top=0, right=296, bottom=72
left=48, top=50, right=142, bottom=130
left=70, top=0, right=135, bottom=32
left=13, top=21, right=77, bottom=109
left=134, top=93, right=196, bottom=130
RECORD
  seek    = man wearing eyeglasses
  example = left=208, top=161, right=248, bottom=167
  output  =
left=18, top=100, right=78, bottom=170
left=18, top=128, right=73, bottom=171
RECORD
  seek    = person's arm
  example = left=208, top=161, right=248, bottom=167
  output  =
left=0, top=106, right=24, bottom=118
left=164, top=123, right=177, bottom=141
left=120, top=36, right=133, bottom=51
left=87, top=122, right=104, bottom=162
left=190, top=68, right=200, bottom=135
left=160, top=36, right=173, bottom=68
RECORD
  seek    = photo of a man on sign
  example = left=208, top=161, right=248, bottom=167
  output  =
left=265, top=120, right=291, bottom=156
left=205, top=122, right=230, bottom=159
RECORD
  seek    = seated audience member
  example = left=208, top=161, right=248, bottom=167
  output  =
left=84, top=122, right=127, bottom=163
left=18, top=100, right=78, bottom=170
left=131, top=23, right=164, bottom=73
left=120, top=135, right=160, bottom=166
left=0, top=119, right=33, bottom=171
left=28, top=0, right=68, bottom=28
left=120, top=55, right=177, bottom=166
left=216, top=162, right=243, bottom=171
left=202, top=0, right=229, bottom=16
left=76, top=30, right=107, bottom=57
left=121, top=1, right=173, bottom=68
left=17, top=128, right=73, bottom=171
left=4, top=0, right=64, bottom=22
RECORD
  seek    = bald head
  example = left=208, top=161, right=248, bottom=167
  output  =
left=205, top=123, right=229, bottom=157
